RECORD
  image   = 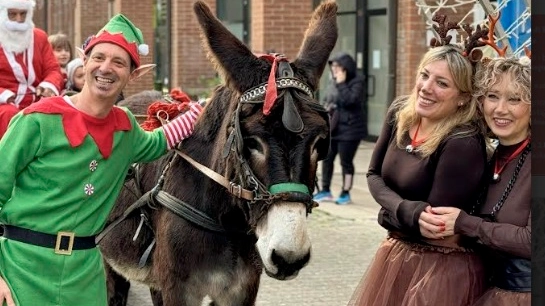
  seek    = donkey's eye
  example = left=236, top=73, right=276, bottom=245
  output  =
left=313, top=136, right=329, bottom=160
left=244, top=137, right=263, bottom=153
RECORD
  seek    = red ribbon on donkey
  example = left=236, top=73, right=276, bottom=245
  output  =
left=140, top=88, right=192, bottom=131
left=258, top=53, right=288, bottom=116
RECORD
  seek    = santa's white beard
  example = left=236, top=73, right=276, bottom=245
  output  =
left=0, top=5, right=34, bottom=54
left=0, top=22, right=33, bottom=53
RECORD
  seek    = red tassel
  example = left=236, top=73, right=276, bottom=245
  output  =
left=140, top=88, right=192, bottom=131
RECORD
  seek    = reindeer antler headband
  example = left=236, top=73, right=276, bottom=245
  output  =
left=430, top=12, right=531, bottom=63
left=429, top=14, right=460, bottom=47
left=429, top=13, right=490, bottom=64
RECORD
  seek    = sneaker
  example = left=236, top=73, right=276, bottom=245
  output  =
left=335, top=193, right=351, bottom=205
left=313, top=191, right=334, bottom=202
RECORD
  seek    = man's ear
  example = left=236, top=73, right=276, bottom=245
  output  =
left=129, top=64, right=156, bottom=82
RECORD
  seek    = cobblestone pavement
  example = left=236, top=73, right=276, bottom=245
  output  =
left=127, top=141, right=386, bottom=306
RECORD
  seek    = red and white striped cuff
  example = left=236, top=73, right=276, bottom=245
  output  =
left=162, top=103, right=203, bottom=149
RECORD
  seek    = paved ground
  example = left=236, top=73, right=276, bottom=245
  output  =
left=126, top=140, right=387, bottom=306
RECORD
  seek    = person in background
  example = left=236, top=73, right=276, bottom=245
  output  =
left=313, top=52, right=366, bottom=205
left=63, top=57, right=84, bottom=96
left=420, top=56, right=531, bottom=306
left=0, top=13, right=203, bottom=306
left=348, top=42, right=489, bottom=305
left=0, top=0, right=64, bottom=139
left=48, top=32, right=73, bottom=79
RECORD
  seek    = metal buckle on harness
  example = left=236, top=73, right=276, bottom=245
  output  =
left=54, top=231, right=75, bottom=255
left=229, top=182, right=243, bottom=198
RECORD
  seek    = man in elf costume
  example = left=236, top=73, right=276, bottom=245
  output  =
left=0, top=0, right=64, bottom=139
left=0, top=14, right=203, bottom=306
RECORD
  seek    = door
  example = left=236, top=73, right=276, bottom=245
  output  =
left=366, top=11, right=389, bottom=138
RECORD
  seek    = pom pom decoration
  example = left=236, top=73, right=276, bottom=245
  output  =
left=140, top=88, right=192, bottom=131
left=519, top=56, right=531, bottom=66
left=138, top=44, right=149, bottom=56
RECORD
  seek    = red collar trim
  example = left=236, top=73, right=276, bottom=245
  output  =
left=23, top=97, right=132, bottom=159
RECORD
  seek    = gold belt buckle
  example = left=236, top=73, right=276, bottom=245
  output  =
left=54, top=231, right=75, bottom=255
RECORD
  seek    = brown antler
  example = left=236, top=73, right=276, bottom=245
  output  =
left=430, top=14, right=460, bottom=47
left=461, top=24, right=488, bottom=55
left=523, top=46, right=531, bottom=59
left=460, top=23, right=489, bottom=62
left=481, top=13, right=508, bottom=57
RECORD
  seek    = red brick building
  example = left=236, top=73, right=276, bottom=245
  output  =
left=32, top=0, right=477, bottom=138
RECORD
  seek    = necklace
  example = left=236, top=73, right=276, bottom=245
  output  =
left=406, top=120, right=425, bottom=153
left=492, top=138, right=530, bottom=182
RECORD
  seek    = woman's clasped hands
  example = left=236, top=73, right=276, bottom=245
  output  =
left=419, top=205, right=462, bottom=239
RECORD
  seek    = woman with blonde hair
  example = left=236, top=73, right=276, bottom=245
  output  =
left=421, top=55, right=531, bottom=306
left=349, top=41, right=489, bottom=305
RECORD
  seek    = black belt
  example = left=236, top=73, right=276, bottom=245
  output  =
left=2, top=225, right=96, bottom=255
left=494, top=257, right=531, bottom=292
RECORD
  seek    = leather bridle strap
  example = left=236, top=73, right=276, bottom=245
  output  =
left=95, top=189, right=155, bottom=244
left=173, top=149, right=255, bottom=201
left=155, top=190, right=227, bottom=233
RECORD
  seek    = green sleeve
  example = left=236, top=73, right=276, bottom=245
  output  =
left=0, top=113, right=41, bottom=206
left=123, top=109, right=169, bottom=163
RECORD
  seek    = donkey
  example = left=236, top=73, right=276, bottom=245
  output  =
left=99, top=1, right=338, bottom=305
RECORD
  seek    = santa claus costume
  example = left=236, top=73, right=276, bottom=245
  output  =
left=0, top=0, right=64, bottom=138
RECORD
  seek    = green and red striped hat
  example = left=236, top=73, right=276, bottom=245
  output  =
left=84, top=14, right=149, bottom=68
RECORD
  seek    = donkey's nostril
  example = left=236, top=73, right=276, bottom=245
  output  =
left=270, top=248, right=310, bottom=280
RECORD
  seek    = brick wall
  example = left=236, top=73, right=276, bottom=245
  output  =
left=395, top=0, right=474, bottom=96
left=31, top=0, right=476, bottom=104
left=396, top=0, right=428, bottom=97
left=251, top=0, right=313, bottom=59
left=171, top=0, right=216, bottom=97
left=117, top=0, right=155, bottom=96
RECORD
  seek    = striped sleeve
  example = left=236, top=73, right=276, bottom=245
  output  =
left=162, top=103, right=203, bottom=149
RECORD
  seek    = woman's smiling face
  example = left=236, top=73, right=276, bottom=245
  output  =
left=414, top=60, right=465, bottom=122
left=482, top=73, right=530, bottom=145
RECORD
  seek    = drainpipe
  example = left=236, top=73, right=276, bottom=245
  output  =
left=108, top=0, right=114, bottom=19
left=43, top=0, right=48, bottom=32
left=387, top=0, right=398, bottom=105
left=166, top=0, right=172, bottom=91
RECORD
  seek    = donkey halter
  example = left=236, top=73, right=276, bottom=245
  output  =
left=219, top=56, right=324, bottom=222
left=98, top=56, right=324, bottom=251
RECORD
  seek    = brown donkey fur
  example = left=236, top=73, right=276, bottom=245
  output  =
left=99, top=1, right=338, bottom=305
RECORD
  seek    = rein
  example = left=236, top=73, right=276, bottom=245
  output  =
left=98, top=57, right=323, bottom=259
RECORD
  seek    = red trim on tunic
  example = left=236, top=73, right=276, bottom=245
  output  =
left=23, top=97, right=132, bottom=159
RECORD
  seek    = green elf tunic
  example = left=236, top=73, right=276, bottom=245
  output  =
left=0, top=96, right=168, bottom=305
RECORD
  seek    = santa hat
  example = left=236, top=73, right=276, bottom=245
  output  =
left=84, top=14, right=149, bottom=68
left=0, top=0, right=35, bottom=21
left=0, top=0, right=35, bottom=10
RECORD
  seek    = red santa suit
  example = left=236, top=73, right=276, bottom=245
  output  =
left=0, top=27, right=64, bottom=138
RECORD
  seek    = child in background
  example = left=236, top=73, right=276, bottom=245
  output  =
left=48, top=33, right=73, bottom=80
left=64, top=58, right=84, bottom=96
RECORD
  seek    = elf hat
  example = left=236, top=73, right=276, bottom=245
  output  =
left=0, top=0, right=35, bottom=10
left=84, top=14, right=149, bottom=68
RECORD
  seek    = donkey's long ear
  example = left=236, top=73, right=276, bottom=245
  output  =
left=293, top=1, right=338, bottom=90
left=193, top=1, right=262, bottom=92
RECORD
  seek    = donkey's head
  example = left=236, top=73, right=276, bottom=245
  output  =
left=192, top=1, right=337, bottom=280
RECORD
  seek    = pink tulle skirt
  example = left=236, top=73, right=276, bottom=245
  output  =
left=472, top=287, right=530, bottom=306
left=348, top=236, right=486, bottom=306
